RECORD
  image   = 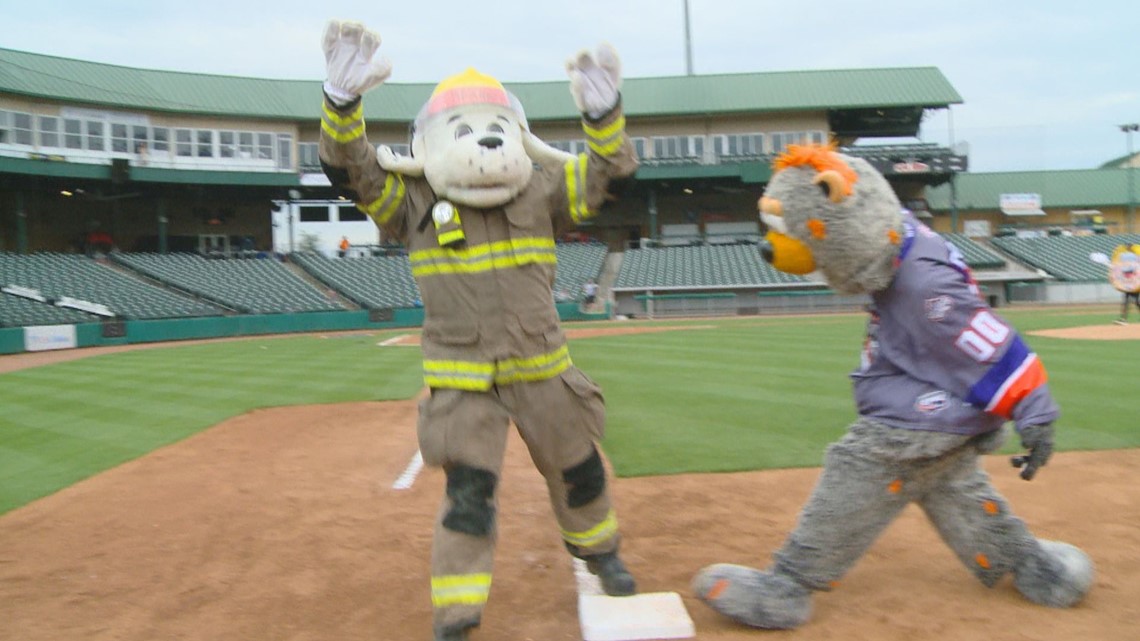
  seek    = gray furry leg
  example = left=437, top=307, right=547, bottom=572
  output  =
left=772, top=430, right=911, bottom=590
left=1013, top=539, right=1094, bottom=607
left=692, top=564, right=812, bottom=629
left=919, top=451, right=1036, bottom=587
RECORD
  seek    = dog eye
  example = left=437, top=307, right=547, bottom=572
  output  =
left=487, top=123, right=504, bottom=134
left=455, top=124, right=473, bottom=139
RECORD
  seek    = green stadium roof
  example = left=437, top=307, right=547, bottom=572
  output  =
left=0, top=47, right=962, bottom=123
left=926, top=168, right=1137, bottom=210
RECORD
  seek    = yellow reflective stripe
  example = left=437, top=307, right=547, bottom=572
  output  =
left=431, top=573, right=492, bottom=607
left=561, top=509, right=618, bottom=548
left=422, top=346, right=570, bottom=389
left=412, top=253, right=556, bottom=277
left=322, top=101, right=363, bottom=126
left=321, top=102, right=366, bottom=143
left=495, top=345, right=571, bottom=384
left=321, top=119, right=365, bottom=143
left=587, top=136, right=625, bottom=157
left=423, top=375, right=492, bottom=391
left=437, top=229, right=466, bottom=245
left=565, top=153, right=592, bottom=224
left=423, top=358, right=495, bottom=391
left=423, top=359, right=495, bottom=375
left=362, top=173, right=406, bottom=225
left=409, top=238, right=557, bottom=277
left=584, top=115, right=626, bottom=157
left=411, top=237, right=555, bottom=262
left=582, top=115, right=625, bottom=141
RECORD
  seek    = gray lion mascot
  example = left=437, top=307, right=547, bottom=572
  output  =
left=692, top=144, right=1093, bottom=629
left=317, top=20, right=639, bottom=641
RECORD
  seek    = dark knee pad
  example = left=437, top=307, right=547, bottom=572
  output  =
left=563, top=447, right=606, bottom=509
left=442, top=465, right=497, bottom=537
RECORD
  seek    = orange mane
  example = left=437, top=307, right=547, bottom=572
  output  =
left=773, top=143, right=859, bottom=195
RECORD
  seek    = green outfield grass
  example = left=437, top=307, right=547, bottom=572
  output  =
left=1, top=307, right=1135, bottom=514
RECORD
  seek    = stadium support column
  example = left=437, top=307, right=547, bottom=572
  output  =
left=949, top=174, right=959, bottom=234
left=157, top=200, right=169, bottom=254
left=1121, top=123, right=1138, bottom=234
left=648, top=188, right=658, bottom=246
left=15, top=191, right=27, bottom=254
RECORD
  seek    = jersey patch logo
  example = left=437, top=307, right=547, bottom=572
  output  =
left=915, top=391, right=949, bottom=414
left=925, top=295, right=952, bottom=321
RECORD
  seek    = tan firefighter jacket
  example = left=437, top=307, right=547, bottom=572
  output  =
left=319, top=98, right=638, bottom=391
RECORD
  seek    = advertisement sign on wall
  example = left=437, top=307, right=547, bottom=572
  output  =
left=24, top=324, right=78, bottom=352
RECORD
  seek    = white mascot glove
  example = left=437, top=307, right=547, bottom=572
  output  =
left=322, top=20, right=393, bottom=106
left=566, top=43, right=622, bottom=120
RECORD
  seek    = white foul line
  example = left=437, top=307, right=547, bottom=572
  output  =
left=392, top=450, right=425, bottom=490
left=378, top=334, right=410, bottom=346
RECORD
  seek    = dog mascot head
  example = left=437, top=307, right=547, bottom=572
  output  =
left=376, top=68, right=571, bottom=209
left=757, top=144, right=904, bottom=294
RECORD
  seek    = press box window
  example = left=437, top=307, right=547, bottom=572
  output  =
left=219, top=131, right=236, bottom=158
left=86, top=121, right=105, bottom=151
left=111, top=123, right=129, bottom=153
left=277, top=134, right=293, bottom=169
left=13, top=112, right=33, bottom=146
left=38, top=115, right=60, bottom=148
left=152, top=128, right=170, bottom=153
left=196, top=130, right=214, bottom=157
left=64, top=118, right=83, bottom=149
left=175, top=129, right=193, bottom=157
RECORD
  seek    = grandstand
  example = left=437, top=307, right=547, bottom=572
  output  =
left=615, top=244, right=808, bottom=290
left=0, top=293, right=97, bottom=328
left=553, top=242, right=609, bottom=301
left=111, top=253, right=344, bottom=315
left=990, top=234, right=1140, bottom=281
left=290, top=252, right=420, bottom=309
left=0, top=252, right=225, bottom=322
left=942, top=234, right=1007, bottom=269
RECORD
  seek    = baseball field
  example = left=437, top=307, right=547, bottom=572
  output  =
left=1, top=306, right=1137, bottom=640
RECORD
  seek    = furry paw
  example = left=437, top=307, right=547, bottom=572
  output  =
left=692, top=563, right=812, bottom=629
left=1013, top=539, right=1094, bottom=608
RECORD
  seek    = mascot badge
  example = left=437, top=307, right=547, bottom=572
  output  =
left=317, top=20, right=639, bottom=641
left=692, top=144, right=1093, bottom=629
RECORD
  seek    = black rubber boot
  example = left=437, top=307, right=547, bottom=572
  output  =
left=586, top=551, right=637, bottom=596
left=434, top=619, right=478, bottom=641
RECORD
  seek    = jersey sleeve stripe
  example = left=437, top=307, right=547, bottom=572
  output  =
left=966, top=336, right=1048, bottom=418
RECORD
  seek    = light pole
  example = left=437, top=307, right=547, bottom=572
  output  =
left=683, top=0, right=694, bottom=75
left=1122, top=123, right=1139, bottom=233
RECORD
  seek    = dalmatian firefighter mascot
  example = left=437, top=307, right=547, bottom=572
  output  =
left=318, top=20, right=639, bottom=641
left=693, top=144, right=1093, bottom=629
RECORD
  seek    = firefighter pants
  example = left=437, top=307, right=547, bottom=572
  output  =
left=417, top=366, right=621, bottom=632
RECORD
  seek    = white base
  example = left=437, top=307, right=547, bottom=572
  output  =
left=578, top=591, right=695, bottom=641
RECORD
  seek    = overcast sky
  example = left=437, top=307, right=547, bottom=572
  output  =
left=4, top=0, right=1138, bottom=173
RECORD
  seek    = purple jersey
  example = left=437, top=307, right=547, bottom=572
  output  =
left=851, top=218, right=1059, bottom=435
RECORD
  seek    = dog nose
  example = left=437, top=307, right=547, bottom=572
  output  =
left=478, top=136, right=503, bottom=149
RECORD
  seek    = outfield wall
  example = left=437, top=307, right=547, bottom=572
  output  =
left=0, top=302, right=611, bottom=356
left=1006, top=281, right=1122, bottom=305
left=612, top=287, right=868, bottom=319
